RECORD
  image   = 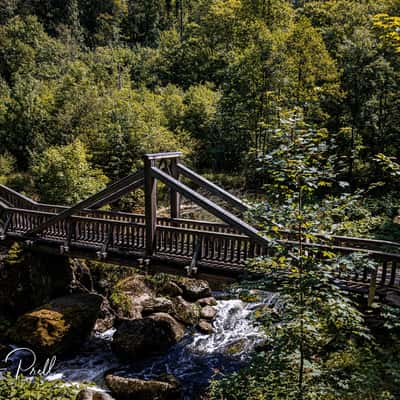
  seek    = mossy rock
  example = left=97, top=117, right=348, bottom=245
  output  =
left=10, top=293, right=102, bottom=356
left=171, top=296, right=200, bottom=326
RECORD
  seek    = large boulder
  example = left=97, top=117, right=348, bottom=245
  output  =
left=111, top=313, right=184, bottom=361
left=171, top=296, right=200, bottom=326
left=175, top=278, right=211, bottom=302
left=10, top=293, right=102, bottom=356
left=105, top=374, right=181, bottom=400
left=156, top=281, right=183, bottom=297
left=109, top=275, right=155, bottom=319
left=141, top=297, right=174, bottom=316
left=0, top=244, right=73, bottom=317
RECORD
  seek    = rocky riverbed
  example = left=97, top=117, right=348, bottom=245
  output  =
left=0, top=245, right=273, bottom=399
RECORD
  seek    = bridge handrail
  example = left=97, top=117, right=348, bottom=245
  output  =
left=0, top=184, right=38, bottom=209
left=3, top=206, right=399, bottom=261
left=156, top=224, right=251, bottom=241
left=277, top=230, right=400, bottom=255
left=280, top=239, right=400, bottom=261
left=1, top=184, right=399, bottom=257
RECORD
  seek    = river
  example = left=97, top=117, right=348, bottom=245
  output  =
left=44, top=292, right=277, bottom=399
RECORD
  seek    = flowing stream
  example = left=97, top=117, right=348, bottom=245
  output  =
left=43, top=293, right=277, bottom=398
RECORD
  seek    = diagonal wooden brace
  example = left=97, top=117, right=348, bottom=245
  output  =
left=25, top=169, right=144, bottom=236
left=151, top=167, right=269, bottom=247
left=177, top=163, right=249, bottom=212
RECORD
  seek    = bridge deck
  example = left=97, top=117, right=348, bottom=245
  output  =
left=0, top=152, right=400, bottom=304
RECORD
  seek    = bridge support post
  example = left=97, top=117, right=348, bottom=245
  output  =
left=170, top=158, right=180, bottom=219
left=368, top=267, right=378, bottom=307
left=144, top=155, right=157, bottom=257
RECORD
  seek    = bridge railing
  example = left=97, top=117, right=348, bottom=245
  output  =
left=1, top=205, right=399, bottom=292
left=155, top=225, right=267, bottom=266
left=3, top=207, right=147, bottom=249
left=278, top=229, right=400, bottom=254
left=0, top=185, right=38, bottom=210
left=1, top=181, right=400, bottom=292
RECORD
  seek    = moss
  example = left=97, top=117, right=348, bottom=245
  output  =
left=109, top=289, right=132, bottom=315
left=226, top=339, right=246, bottom=355
left=10, top=294, right=102, bottom=355
left=239, top=292, right=261, bottom=303
left=5, top=242, right=24, bottom=266
left=84, top=259, right=138, bottom=294
left=12, top=309, right=69, bottom=349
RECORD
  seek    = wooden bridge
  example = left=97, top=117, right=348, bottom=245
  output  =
left=0, top=153, right=399, bottom=303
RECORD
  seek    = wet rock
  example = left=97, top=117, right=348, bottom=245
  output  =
left=197, top=297, right=217, bottom=307
left=10, top=293, right=102, bottom=356
left=176, top=278, right=211, bottom=302
left=197, top=319, right=214, bottom=334
left=110, top=275, right=155, bottom=319
left=157, top=281, right=183, bottom=297
left=200, top=306, right=217, bottom=320
left=116, top=275, right=153, bottom=295
left=76, top=389, right=115, bottom=400
left=226, top=339, right=247, bottom=355
left=70, top=259, right=94, bottom=292
left=111, top=314, right=184, bottom=361
left=105, top=374, right=181, bottom=400
left=149, top=312, right=185, bottom=341
left=94, top=298, right=116, bottom=333
left=141, top=297, right=174, bottom=316
left=171, top=296, right=200, bottom=326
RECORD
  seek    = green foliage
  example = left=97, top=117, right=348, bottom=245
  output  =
left=0, top=2, right=399, bottom=399
left=0, top=373, right=81, bottom=400
left=0, top=152, right=15, bottom=184
left=211, top=110, right=400, bottom=399
left=31, top=139, right=108, bottom=205
left=109, top=289, right=132, bottom=315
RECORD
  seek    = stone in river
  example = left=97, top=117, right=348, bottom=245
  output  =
left=197, top=319, right=214, bottom=334
left=171, top=296, right=200, bottom=326
left=200, top=305, right=217, bottom=320
left=10, top=293, right=102, bottom=356
left=111, top=313, right=184, bottom=361
left=105, top=374, right=181, bottom=400
left=176, top=278, right=211, bottom=301
left=197, top=297, right=217, bottom=307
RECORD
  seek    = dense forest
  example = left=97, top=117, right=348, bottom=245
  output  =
left=0, top=0, right=399, bottom=200
left=1, top=1, right=400, bottom=399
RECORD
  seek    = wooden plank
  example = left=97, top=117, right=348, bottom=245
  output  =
left=177, top=163, right=248, bottom=212
left=368, top=268, right=378, bottom=307
left=380, top=261, right=387, bottom=285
